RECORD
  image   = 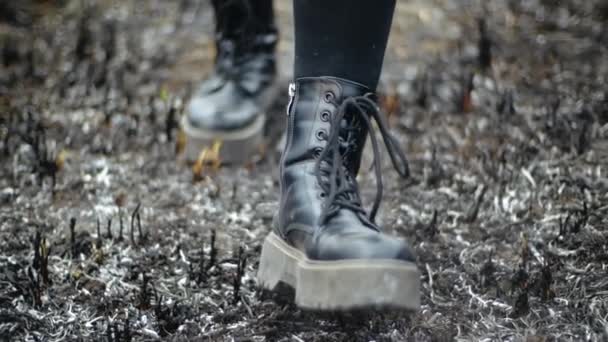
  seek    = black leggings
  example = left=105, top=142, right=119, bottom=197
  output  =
left=211, top=0, right=275, bottom=38
left=293, top=0, right=396, bottom=90
left=212, top=0, right=396, bottom=90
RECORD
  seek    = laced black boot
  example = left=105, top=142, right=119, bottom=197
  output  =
left=258, top=77, right=420, bottom=310
left=182, top=0, right=278, bottom=163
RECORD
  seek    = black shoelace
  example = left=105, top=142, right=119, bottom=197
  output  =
left=314, top=94, right=410, bottom=226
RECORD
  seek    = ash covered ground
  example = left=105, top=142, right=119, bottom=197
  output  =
left=1, top=0, right=608, bottom=341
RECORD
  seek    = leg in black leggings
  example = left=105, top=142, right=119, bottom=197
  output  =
left=293, top=0, right=396, bottom=89
left=258, top=0, right=420, bottom=311
left=211, top=0, right=275, bottom=39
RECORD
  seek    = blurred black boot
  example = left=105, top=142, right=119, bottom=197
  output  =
left=257, top=77, right=420, bottom=311
left=182, top=0, right=277, bottom=163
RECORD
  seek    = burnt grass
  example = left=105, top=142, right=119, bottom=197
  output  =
left=1, top=0, right=608, bottom=341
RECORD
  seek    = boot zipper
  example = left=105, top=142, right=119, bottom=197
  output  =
left=281, top=82, right=297, bottom=167
left=278, top=82, right=297, bottom=235
left=286, top=82, right=295, bottom=116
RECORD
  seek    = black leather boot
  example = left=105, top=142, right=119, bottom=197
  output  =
left=182, top=0, right=278, bottom=163
left=258, top=77, right=420, bottom=310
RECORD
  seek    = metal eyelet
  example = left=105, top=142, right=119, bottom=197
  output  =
left=324, top=91, right=335, bottom=102
left=316, top=129, right=327, bottom=141
left=313, top=147, right=322, bottom=158
left=319, top=191, right=327, bottom=198
left=320, top=110, right=330, bottom=122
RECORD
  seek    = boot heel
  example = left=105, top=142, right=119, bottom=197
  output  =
left=257, top=232, right=301, bottom=290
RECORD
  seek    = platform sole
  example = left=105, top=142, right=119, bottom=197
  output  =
left=182, top=113, right=265, bottom=164
left=181, top=83, right=279, bottom=164
left=257, top=232, right=421, bottom=311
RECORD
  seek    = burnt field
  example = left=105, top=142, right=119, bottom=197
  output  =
left=1, top=0, right=608, bottom=341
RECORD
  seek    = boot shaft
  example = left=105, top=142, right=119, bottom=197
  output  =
left=211, top=0, right=277, bottom=58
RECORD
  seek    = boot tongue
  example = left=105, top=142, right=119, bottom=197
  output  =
left=331, top=78, right=374, bottom=174
left=315, top=77, right=410, bottom=226
left=336, top=115, right=361, bottom=167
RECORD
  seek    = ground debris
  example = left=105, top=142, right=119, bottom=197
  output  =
left=1, top=0, right=607, bottom=341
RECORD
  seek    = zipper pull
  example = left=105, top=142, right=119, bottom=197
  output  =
left=286, top=82, right=295, bottom=116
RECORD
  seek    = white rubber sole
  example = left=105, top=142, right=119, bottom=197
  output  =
left=182, top=83, right=279, bottom=164
left=182, top=113, right=266, bottom=164
left=257, top=232, right=421, bottom=311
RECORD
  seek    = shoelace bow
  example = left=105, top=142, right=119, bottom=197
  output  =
left=314, top=94, right=410, bottom=226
